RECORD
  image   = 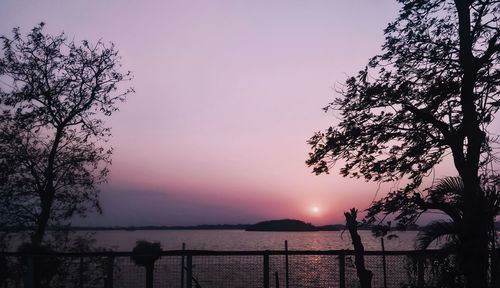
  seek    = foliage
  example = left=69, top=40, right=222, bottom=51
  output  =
left=0, top=23, right=133, bottom=244
left=1, top=234, right=112, bottom=288
left=416, top=220, right=459, bottom=250
left=371, top=176, right=498, bottom=284
left=131, top=240, right=162, bottom=267
left=366, top=176, right=500, bottom=229
left=307, top=1, right=498, bottom=285
left=371, top=221, right=399, bottom=239
left=17, top=242, right=62, bottom=287
left=307, top=0, right=499, bottom=188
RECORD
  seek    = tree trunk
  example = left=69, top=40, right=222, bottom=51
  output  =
left=459, top=178, right=490, bottom=288
left=31, top=127, right=64, bottom=246
left=345, top=209, right=372, bottom=288
left=31, top=190, right=55, bottom=246
left=452, top=2, right=491, bottom=287
left=492, top=248, right=500, bottom=288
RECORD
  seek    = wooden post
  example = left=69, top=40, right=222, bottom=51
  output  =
left=105, top=255, right=114, bottom=288
left=181, top=243, right=185, bottom=288
left=284, top=240, right=289, bottom=288
left=146, top=264, right=154, bottom=288
left=381, top=238, right=387, bottom=288
left=417, top=252, right=425, bottom=288
left=186, top=255, right=193, bottom=288
left=263, top=253, right=270, bottom=288
left=339, top=253, right=346, bottom=288
left=79, top=256, right=84, bottom=288
left=24, top=256, right=35, bottom=288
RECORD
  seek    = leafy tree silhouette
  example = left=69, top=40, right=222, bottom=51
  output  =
left=306, top=1, right=499, bottom=287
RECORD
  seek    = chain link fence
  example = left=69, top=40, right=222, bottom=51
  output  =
left=0, top=249, right=493, bottom=288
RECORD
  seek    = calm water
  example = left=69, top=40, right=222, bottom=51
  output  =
left=7, top=230, right=443, bottom=287
left=83, top=230, right=420, bottom=251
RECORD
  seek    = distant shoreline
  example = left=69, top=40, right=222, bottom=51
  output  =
left=0, top=225, right=431, bottom=232
left=1, top=223, right=349, bottom=232
left=0, top=224, right=251, bottom=232
left=3, top=221, right=498, bottom=232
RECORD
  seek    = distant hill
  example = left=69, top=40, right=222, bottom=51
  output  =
left=246, top=219, right=320, bottom=232
left=245, top=220, right=432, bottom=232
left=316, top=224, right=345, bottom=231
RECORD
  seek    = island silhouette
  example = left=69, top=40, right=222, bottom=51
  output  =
left=246, top=219, right=344, bottom=232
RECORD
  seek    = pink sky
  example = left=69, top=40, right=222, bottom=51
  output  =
left=1, top=1, right=463, bottom=225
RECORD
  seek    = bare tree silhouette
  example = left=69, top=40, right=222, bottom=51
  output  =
left=0, top=23, right=133, bottom=246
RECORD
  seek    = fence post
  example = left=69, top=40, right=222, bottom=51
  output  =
left=275, top=271, right=280, bottom=288
left=186, top=255, right=193, bottom=288
left=146, top=264, right=154, bottom=288
left=284, top=240, right=289, bottom=288
left=381, top=238, right=388, bottom=288
left=79, top=256, right=84, bottom=288
left=263, top=253, right=270, bottom=288
left=181, top=243, right=186, bottom=288
left=339, top=252, right=345, bottom=288
left=417, top=252, right=424, bottom=288
left=24, top=255, right=35, bottom=288
left=105, top=255, right=114, bottom=288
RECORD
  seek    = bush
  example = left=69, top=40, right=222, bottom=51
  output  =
left=131, top=241, right=162, bottom=267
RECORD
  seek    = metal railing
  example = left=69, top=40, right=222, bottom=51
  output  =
left=0, top=249, right=484, bottom=288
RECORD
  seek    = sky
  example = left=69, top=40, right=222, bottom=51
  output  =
left=0, top=1, right=462, bottom=226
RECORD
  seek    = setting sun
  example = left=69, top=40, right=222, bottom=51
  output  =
left=311, top=206, right=320, bottom=213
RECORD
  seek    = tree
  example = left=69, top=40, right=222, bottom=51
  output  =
left=306, top=1, right=499, bottom=287
left=0, top=23, right=133, bottom=246
left=131, top=241, right=162, bottom=288
left=369, top=176, right=500, bottom=248
left=375, top=176, right=499, bottom=285
left=412, top=177, right=466, bottom=251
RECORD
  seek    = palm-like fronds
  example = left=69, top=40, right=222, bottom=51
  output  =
left=417, top=220, right=459, bottom=250
left=427, top=176, right=464, bottom=206
left=484, top=177, right=500, bottom=217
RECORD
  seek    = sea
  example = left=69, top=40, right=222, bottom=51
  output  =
left=77, top=230, right=421, bottom=251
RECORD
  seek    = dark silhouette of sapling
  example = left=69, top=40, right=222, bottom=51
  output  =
left=131, top=241, right=162, bottom=288
left=372, top=222, right=398, bottom=288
